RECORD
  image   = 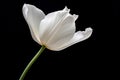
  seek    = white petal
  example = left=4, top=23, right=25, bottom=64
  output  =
left=63, top=6, right=70, bottom=12
left=45, top=15, right=76, bottom=50
left=22, top=4, right=45, bottom=44
left=51, top=28, right=93, bottom=51
left=39, top=7, right=70, bottom=45
left=73, top=14, right=79, bottom=20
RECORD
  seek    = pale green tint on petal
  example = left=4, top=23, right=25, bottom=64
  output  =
left=51, top=28, right=93, bottom=51
left=39, top=7, right=70, bottom=45
left=22, top=4, right=45, bottom=45
left=46, top=15, right=76, bottom=50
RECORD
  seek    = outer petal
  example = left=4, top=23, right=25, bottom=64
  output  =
left=22, top=4, right=45, bottom=44
left=39, top=7, right=70, bottom=45
left=51, top=28, right=93, bottom=51
left=46, top=15, right=76, bottom=50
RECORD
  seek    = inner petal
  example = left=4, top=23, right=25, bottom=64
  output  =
left=39, top=9, right=69, bottom=45
left=46, top=15, right=76, bottom=50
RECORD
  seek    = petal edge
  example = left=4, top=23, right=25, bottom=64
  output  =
left=22, top=4, right=45, bottom=45
left=51, top=27, right=93, bottom=51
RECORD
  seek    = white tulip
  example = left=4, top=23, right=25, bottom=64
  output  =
left=22, top=4, right=93, bottom=51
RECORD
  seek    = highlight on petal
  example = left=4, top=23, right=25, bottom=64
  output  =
left=22, top=4, right=45, bottom=45
left=39, top=7, right=70, bottom=44
left=51, top=28, right=93, bottom=51
left=45, top=15, right=76, bottom=50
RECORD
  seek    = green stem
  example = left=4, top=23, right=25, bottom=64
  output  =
left=19, top=45, right=46, bottom=80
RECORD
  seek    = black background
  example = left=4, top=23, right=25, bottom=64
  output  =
left=1, top=0, right=119, bottom=80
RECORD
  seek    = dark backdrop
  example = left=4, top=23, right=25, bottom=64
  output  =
left=1, top=0, right=118, bottom=80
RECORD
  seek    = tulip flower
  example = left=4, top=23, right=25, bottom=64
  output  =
left=19, top=4, right=92, bottom=80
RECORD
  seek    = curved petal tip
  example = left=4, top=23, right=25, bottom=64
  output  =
left=80, top=27, right=93, bottom=41
left=73, top=14, right=79, bottom=20
left=64, top=6, right=70, bottom=12
left=83, top=27, right=93, bottom=36
left=22, top=4, right=28, bottom=16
